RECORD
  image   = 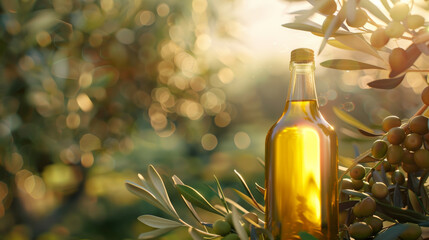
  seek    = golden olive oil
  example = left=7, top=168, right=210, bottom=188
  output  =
left=265, top=49, right=339, bottom=240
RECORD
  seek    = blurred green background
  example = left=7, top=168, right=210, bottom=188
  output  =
left=0, top=0, right=426, bottom=239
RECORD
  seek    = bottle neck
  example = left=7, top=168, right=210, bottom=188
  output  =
left=287, top=61, right=318, bottom=104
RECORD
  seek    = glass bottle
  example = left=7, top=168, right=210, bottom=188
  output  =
left=265, top=48, right=339, bottom=240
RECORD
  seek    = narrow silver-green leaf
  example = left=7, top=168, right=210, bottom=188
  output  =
left=232, top=207, right=248, bottom=240
left=188, top=228, right=205, bottom=240
left=335, top=34, right=382, bottom=59
left=214, top=175, right=230, bottom=213
left=175, top=184, right=224, bottom=216
left=408, top=189, right=423, bottom=213
left=138, top=215, right=184, bottom=229
left=319, top=5, right=347, bottom=54
left=233, top=189, right=265, bottom=214
left=321, top=59, right=385, bottom=70
left=125, top=181, right=172, bottom=215
left=360, top=0, right=390, bottom=24
left=172, top=175, right=204, bottom=223
left=147, top=165, right=179, bottom=218
left=341, top=189, right=370, bottom=199
left=225, top=198, right=250, bottom=215
left=333, top=107, right=375, bottom=134
left=234, top=170, right=264, bottom=212
left=255, top=182, right=265, bottom=196
left=138, top=227, right=177, bottom=239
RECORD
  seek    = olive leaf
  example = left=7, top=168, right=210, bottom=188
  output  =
left=255, top=182, right=265, bottom=196
left=408, top=189, right=423, bottom=213
left=341, top=189, right=370, bottom=199
left=234, top=170, right=264, bottom=212
left=282, top=22, right=353, bottom=36
left=357, top=129, right=383, bottom=137
left=321, top=59, right=385, bottom=70
left=256, top=157, right=265, bottom=167
left=373, top=224, right=408, bottom=240
left=376, top=200, right=429, bottom=223
left=226, top=198, right=250, bottom=215
left=233, top=189, right=265, bottom=214
left=360, top=0, right=390, bottom=24
left=333, top=107, right=376, bottom=134
left=188, top=228, right=204, bottom=240
left=319, top=5, right=347, bottom=54
left=380, top=0, right=391, bottom=11
left=172, top=175, right=203, bottom=224
left=138, top=215, right=184, bottom=229
left=367, top=75, right=406, bottom=89
left=232, top=207, right=249, bottom=240
left=334, top=34, right=382, bottom=60
left=147, top=165, right=179, bottom=218
left=125, top=181, right=176, bottom=217
left=138, top=227, right=178, bottom=240
left=298, top=231, right=319, bottom=240
left=214, top=175, right=230, bottom=213
left=327, top=40, right=354, bottom=50
left=175, top=184, right=225, bottom=216
left=393, top=184, right=402, bottom=208
left=339, top=200, right=359, bottom=211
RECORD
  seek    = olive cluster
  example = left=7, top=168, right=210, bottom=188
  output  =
left=212, top=212, right=259, bottom=239
left=319, top=1, right=427, bottom=73
left=341, top=179, right=422, bottom=240
left=372, top=114, right=429, bottom=172
left=370, top=2, right=426, bottom=72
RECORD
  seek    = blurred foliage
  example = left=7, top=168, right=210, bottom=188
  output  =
left=0, top=0, right=246, bottom=239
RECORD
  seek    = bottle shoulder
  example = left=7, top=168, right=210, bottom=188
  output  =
left=267, top=112, right=336, bottom=138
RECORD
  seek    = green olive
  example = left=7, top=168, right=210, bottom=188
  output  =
left=213, top=219, right=232, bottom=236
left=372, top=140, right=388, bottom=159
left=350, top=164, right=366, bottom=180
left=387, top=144, right=404, bottom=164
left=399, top=223, right=422, bottom=240
left=364, top=215, right=383, bottom=234
left=390, top=2, right=410, bottom=21
left=409, top=115, right=429, bottom=135
left=389, top=48, right=408, bottom=73
left=385, top=21, right=405, bottom=38
left=414, top=149, right=429, bottom=168
left=346, top=8, right=368, bottom=28
left=404, top=133, right=423, bottom=151
left=406, top=15, right=425, bottom=29
left=349, top=222, right=373, bottom=240
left=370, top=28, right=390, bottom=49
left=318, top=0, right=337, bottom=15
left=371, top=182, right=388, bottom=199
left=421, top=86, right=429, bottom=106
left=382, top=115, right=401, bottom=132
left=222, top=233, right=240, bottom=240
left=387, top=127, right=406, bottom=145
left=353, top=197, right=376, bottom=218
left=391, top=170, right=405, bottom=185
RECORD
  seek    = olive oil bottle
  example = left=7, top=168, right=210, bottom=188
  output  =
left=265, top=48, right=339, bottom=240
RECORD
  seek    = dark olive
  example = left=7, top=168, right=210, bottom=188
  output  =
left=386, top=145, right=404, bottom=164
left=404, top=133, right=422, bottom=151
left=387, top=127, right=405, bottom=145
left=372, top=140, right=388, bottom=159
left=382, top=115, right=401, bottom=132
left=414, top=149, right=429, bottom=168
left=409, top=115, right=429, bottom=135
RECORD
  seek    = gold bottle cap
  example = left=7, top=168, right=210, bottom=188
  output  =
left=291, top=48, right=314, bottom=63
